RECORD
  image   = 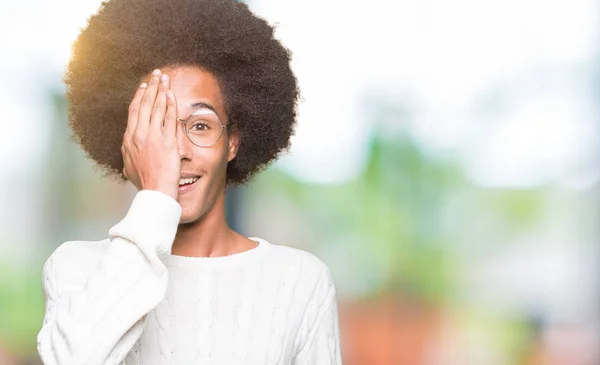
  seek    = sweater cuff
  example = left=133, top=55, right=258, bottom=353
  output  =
left=108, top=190, right=182, bottom=256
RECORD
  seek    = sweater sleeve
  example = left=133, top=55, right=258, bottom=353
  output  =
left=293, top=264, right=343, bottom=365
left=36, top=190, right=182, bottom=365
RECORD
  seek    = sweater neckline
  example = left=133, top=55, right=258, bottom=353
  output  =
left=163, top=237, right=269, bottom=270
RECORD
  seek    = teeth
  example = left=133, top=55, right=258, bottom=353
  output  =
left=179, top=177, right=199, bottom=186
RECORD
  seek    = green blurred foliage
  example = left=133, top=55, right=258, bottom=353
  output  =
left=248, top=126, right=547, bottom=305
left=0, top=260, right=44, bottom=358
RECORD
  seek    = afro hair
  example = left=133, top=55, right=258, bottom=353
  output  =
left=66, top=0, right=299, bottom=185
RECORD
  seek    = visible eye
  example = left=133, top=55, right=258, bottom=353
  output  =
left=189, top=122, right=210, bottom=132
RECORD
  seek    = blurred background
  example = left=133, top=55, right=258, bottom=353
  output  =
left=1, top=0, right=599, bottom=364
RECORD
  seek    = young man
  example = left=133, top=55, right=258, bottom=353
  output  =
left=36, top=0, right=342, bottom=364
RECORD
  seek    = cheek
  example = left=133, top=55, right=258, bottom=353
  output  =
left=193, top=143, right=229, bottom=178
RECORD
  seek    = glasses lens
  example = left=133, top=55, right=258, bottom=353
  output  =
left=185, top=108, right=223, bottom=146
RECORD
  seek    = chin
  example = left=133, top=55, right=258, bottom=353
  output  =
left=176, top=174, right=224, bottom=225
left=178, top=207, right=206, bottom=225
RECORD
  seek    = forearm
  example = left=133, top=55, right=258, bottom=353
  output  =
left=37, top=190, right=181, bottom=365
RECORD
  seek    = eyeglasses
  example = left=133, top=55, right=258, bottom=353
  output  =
left=177, top=105, right=231, bottom=147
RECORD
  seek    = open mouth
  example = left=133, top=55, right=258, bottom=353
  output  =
left=179, top=176, right=200, bottom=187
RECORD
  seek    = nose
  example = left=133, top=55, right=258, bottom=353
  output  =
left=176, top=119, right=193, bottom=160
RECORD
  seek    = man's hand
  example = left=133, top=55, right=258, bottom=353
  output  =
left=121, top=69, right=181, bottom=200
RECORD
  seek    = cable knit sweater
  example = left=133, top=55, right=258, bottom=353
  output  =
left=36, top=190, right=342, bottom=365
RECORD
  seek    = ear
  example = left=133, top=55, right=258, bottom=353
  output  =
left=227, top=128, right=240, bottom=163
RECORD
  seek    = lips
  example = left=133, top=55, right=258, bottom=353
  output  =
left=177, top=174, right=201, bottom=194
left=179, top=176, right=200, bottom=186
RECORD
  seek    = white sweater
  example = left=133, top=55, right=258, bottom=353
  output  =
left=37, top=190, right=342, bottom=365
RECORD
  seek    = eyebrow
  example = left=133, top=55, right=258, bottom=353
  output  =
left=186, top=101, right=225, bottom=122
left=189, top=102, right=217, bottom=114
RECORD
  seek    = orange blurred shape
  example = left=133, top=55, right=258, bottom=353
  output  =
left=339, top=295, right=441, bottom=365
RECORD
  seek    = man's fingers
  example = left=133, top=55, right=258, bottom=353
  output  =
left=126, top=82, right=148, bottom=138
left=136, top=69, right=161, bottom=134
left=150, top=73, right=169, bottom=133
left=164, top=90, right=178, bottom=137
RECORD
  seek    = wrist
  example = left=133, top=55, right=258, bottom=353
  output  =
left=141, top=184, right=178, bottom=200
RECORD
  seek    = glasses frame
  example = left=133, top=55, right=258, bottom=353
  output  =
left=176, top=107, right=232, bottom=147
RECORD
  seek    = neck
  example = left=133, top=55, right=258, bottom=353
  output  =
left=171, top=188, right=236, bottom=258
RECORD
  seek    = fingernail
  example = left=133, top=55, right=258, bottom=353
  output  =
left=140, top=82, right=148, bottom=88
left=161, top=74, right=168, bottom=84
left=152, top=69, right=161, bottom=76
